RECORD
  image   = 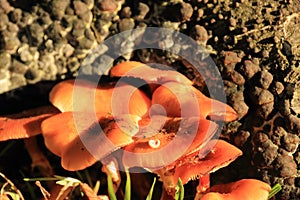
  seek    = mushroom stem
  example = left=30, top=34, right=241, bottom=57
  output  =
left=101, top=157, right=121, bottom=193
left=24, top=137, right=54, bottom=188
left=194, top=174, right=210, bottom=200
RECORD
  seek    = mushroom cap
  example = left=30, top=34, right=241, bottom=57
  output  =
left=0, top=106, right=59, bottom=141
left=49, top=79, right=150, bottom=118
left=110, top=61, right=193, bottom=86
left=151, top=82, right=238, bottom=121
left=171, top=139, right=243, bottom=185
left=122, top=117, right=218, bottom=169
left=41, top=112, right=141, bottom=171
left=201, top=179, right=271, bottom=200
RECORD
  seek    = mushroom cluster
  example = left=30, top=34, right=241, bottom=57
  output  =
left=0, top=61, right=271, bottom=199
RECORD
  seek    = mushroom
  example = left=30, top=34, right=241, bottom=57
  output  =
left=199, top=179, right=271, bottom=200
left=41, top=111, right=141, bottom=171
left=49, top=79, right=150, bottom=117
left=0, top=106, right=59, bottom=141
left=110, top=61, right=193, bottom=92
left=121, top=115, right=242, bottom=199
left=151, top=82, right=238, bottom=121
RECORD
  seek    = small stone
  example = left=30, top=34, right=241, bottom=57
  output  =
left=0, top=0, right=13, bottom=13
left=282, top=132, right=299, bottom=153
left=134, top=2, right=149, bottom=21
left=7, top=22, right=19, bottom=35
left=9, top=8, right=22, bottom=23
left=118, top=18, right=135, bottom=32
left=250, top=87, right=274, bottom=105
left=67, top=57, right=80, bottom=72
left=62, top=43, right=74, bottom=57
left=29, top=23, right=44, bottom=46
left=238, top=59, right=260, bottom=79
left=258, top=70, right=273, bottom=89
left=229, top=17, right=237, bottom=27
left=77, top=37, right=95, bottom=49
left=10, top=59, right=28, bottom=74
left=121, top=6, right=131, bottom=18
left=73, top=0, right=89, bottom=15
left=79, top=10, right=93, bottom=27
left=0, top=34, right=20, bottom=53
left=25, top=68, right=42, bottom=84
left=51, top=0, right=70, bottom=20
left=9, top=73, right=26, bottom=90
left=252, top=132, right=278, bottom=166
left=0, top=13, right=9, bottom=30
left=0, top=52, right=11, bottom=69
left=256, top=102, right=274, bottom=119
left=275, top=151, right=297, bottom=177
left=163, top=2, right=193, bottom=22
left=39, top=12, right=52, bottom=27
left=82, top=0, right=94, bottom=9
left=272, top=81, right=284, bottom=95
left=222, top=51, right=242, bottom=67
left=234, top=130, right=250, bottom=147
left=230, top=70, right=245, bottom=85
left=0, top=70, right=10, bottom=94
left=190, top=25, right=209, bottom=45
left=97, top=0, right=118, bottom=12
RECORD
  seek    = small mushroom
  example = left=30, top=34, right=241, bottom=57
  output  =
left=199, top=179, right=271, bottom=200
left=41, top=112, right=141, bottom=171
left=151, top=82, right=238, bottom=121
left=0, top=106, right=59, bottom=141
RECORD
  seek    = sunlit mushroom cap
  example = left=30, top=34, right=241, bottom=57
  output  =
left=170, top=139, right=243, bottom=185
left=201, top=179, right=271, bottom=200
left=122, top=117, right=218, bottom=169
left=41, top=112, right=141, bottom=171
left=0, top=106, right=59, bottom=141
left=110, top=61, right=193, bottom=86
left=152, top=82, right=238, bottom=121
left=49, top=79, right=151, bottom=118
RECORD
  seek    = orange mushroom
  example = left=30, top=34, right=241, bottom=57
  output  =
left=122, top=116, right=219, bottom=169
left=199, top=179, right=271, bottom=200
left=0, top=106, right=59, bottom=141
left=151, top=82, right=238, bottom=121
left=41, top=112, right=141, bottom=171
left=49, top=79, right=151, bottom=117
left=110, top=61, right=193, bottom=92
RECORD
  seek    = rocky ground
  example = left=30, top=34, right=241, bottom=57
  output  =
left=0, top=0, right=299, bottom=199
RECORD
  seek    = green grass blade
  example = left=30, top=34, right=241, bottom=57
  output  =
left=175, top=178, right=184, bottom=200
left=268, top=183, right=282, bottom=199
left=124, top=171, right=131, bottom=200
left=146, top=177, right=156, bottom=200
left=107, top=173, right=117, bottom=200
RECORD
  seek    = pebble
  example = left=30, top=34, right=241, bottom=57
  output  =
left=134, top=2, right=149, bottom=21
left=25, top=67, right=42, bottom=84
left=73, top=1, right=89, bottom=15
left=230, top=70, right=245, bottom=85
left=0, top=52, right=11, bottom=69
left=222, top=51, right=242, bottom=68
left=50, top=0, right=70, bottom=20
left=0, top=70, right=10, bottom=94
left=0, top=0, right=13, bottom=14
left=258, top=70, right=273, bottom=89
left=29, top=23, right=44, bottom=46
left=121, top=6, right=131, bottom=18
left=234, top=130, right=250, bottom=147
left=97, top=0, right=118, bottom=12
left=0, top=13, right=9, bottom=30
left=272, top=81, right=284, bottom=95
left=252, top=132, right=278, bottom=166
left=250, top=86, right=274, bottom=105
left=9, top=8, right=22, bottom=23
left=282, top=132, right=299, bottom=153
left=118, top=18, right=135, bottom=32
left=275, top=150, right=297, bottom=177
left=256, top=102, right=274, bottom=119
left=189, top=25, right=209, bottom=45
left=238, top=59, right=260, bottom=79
left=0, top=33, right=21, bottom=53
left=163, top=2, right=193, bottom=22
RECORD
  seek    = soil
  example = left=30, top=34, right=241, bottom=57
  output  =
left=0, top=0, right=299, bottom=199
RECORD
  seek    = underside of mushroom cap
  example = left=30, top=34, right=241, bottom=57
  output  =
left=122, top=117, right=218, bottom=169
left=41, top=112, right=141, bottom=171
